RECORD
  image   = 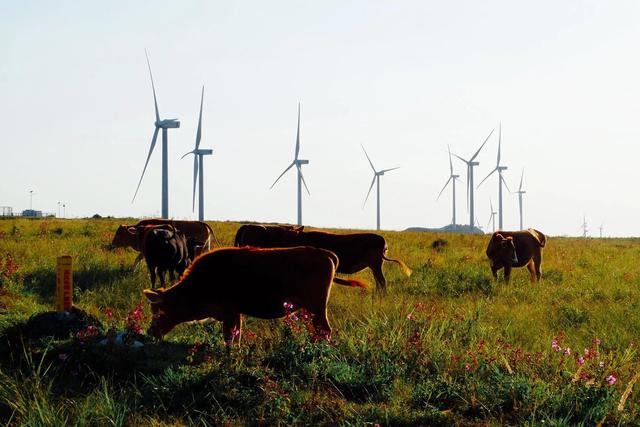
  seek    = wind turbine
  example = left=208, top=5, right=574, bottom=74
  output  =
left=270, top=103, right=310, bottom=226
left=452, top=129, right=494, bottom=229
left=599, top=223, right=604, bottom=238
left=515, top=169, right=526, bottom=230
left=487, top=199, right=497, bottom=232
left=182, top=86, right=212, bottom=221
left=437, top=145, right=461, bottom=226
left=132, top=50, right=180, bottom=219
left=362, top=145, right=399, bottom=231
left=477, top=124, right=509, bottom=230
left=581, top=216, right=588, bottom=238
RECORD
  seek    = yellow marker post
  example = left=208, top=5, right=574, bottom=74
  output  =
left=56, top=256, right=73, bottom=311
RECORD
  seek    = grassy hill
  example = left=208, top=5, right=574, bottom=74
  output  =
left=0, top=218, right=638, bottom=425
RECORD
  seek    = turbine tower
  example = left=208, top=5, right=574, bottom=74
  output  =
left=599, top=223, right=604, bottom=238
left=487, top=199, right=497, bottom=232
left=452, top=129, right=494, bottom=229
left=132, top=50, right=180, bottom=218
left=182, top=86, right=212, bottom=221
left=515, top=169, right=526, bottom=230
left=362, top=145, right=399, bottom=231
left=270, top=103, right=310, bottom=226
left=478, top=124, right=509, bottom=230
left=437, top=145, right=461, bottom=226
left=581, top=216, right=588, bottom=238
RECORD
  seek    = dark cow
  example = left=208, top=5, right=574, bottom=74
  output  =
left=143, top=246, right=367, bottom=344
left=234, top=224, right=411, bottom=293
left=112, top=219, right=217, bottom=267
left=139, top=224, right=190, bottom=288
left=486, top=228, right=546, bottom=283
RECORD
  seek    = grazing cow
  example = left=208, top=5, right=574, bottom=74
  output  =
left=139, top=224, right=190, bottom=288
left=486, top=228, right=546, bottom=283
left=111, top=219, right=217, bottom=267
left=143, top=246, right=367, bottom=344
left=234, top=224, right=411, bottom=293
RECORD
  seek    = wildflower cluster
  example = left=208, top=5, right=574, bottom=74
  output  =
left=282, top=301, right=322, bottom=341
left=1, top=253, right=19, bottom=281
left=76, top=325, right=100, bottom=341
left=125, top=303, right=146, bottom=335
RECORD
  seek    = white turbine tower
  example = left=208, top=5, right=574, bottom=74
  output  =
left=487, top=199, right=497, bottom=232
left=181, top=86, right=212, bottom=222
left=581, top=216, right=588, bottom=238
left=478, top=124, right=509, bottom=230
left=270, top=103, right=310, bottom=226
left=436, top=145, right=461, bottom=226
left=515, top=169, right=526, bottom=230
left=362, top=145, right=399, bottom=231
left=452, top=129, right=494, bottom=229
left=132, top=50, right=180, bottom=219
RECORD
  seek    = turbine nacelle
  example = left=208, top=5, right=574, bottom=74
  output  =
left=156, top=119, right=180, bottom=129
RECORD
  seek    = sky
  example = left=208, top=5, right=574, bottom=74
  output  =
left=1, top=1, right=639, bottom=237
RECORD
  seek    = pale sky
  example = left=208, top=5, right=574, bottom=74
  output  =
left=1, top=1, right=639, bottom=236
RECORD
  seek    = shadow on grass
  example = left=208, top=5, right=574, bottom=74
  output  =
left=21, top=265, right=134, bottom=299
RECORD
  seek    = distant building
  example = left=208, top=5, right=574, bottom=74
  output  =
left=22, top=209, right=43, bottom=218
left=0, top=206, right=13, bottom=217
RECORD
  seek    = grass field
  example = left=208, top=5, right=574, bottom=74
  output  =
left=0, top=218, right=639, bottom=426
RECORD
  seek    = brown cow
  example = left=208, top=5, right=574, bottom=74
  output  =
left=234, top=224, right=411, bottom=293
left=486, top=229, right=546, bottom=283
left=143, top=246, right=367, bottom=344
left=112, top=219, right=217, bottom=267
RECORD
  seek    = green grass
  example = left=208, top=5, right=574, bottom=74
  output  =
left=0, top=218, right=639, bottom=425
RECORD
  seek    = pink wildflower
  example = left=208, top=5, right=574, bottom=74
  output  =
left=563, top=347, right=571, bottom=356
left=551, top=339, right=560, bottom=352
left=283, top=301, right=294, bottom=311
left=406, top=313, right=415, bottom=321
left=103, top=308, right=114, bottom=321
left=606, top=375, right=617, bottom=386
left=577, top=356, right=585, bottom=366
left=465, top=363, right=471, bottom=371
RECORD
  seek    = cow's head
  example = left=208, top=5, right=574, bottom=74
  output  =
left=111, top=225, right=137, bottom=249
left=487, top=233, right=517, bottom=266
left=144, top=288, right=177, bottom=340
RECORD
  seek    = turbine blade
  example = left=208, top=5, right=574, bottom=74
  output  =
left=477, top=167, right=497, bottom=188
left=132, top=127, right=160, bottom=202
left=490, top=198, right=494, bottom=211
left=270, top=161, right=295, bottom=189
left=180, top=150, right=195, bottom=160
left=518, top=169, right=524, bottom=192
left=145, top=49, right=160, bottom=123
left=501, top=174, right=511, bottom=193
left=451, top=152, right=469, bottom=164
left=436, top=176, right=453, bottom=201
left=379, top=167, right=400, bottom=174
left=294, top=103, right=301, bottom=160
left=297, top=164, right=310, bottom=195
left=363, top=174, right=376, bottom=207
left=195, top=86, right=204, bottom=150
left=496, top=123, right=502, bottom=166
left=361, top=144, right=376, bottom=172
left=470, top=128, right=495, bottom=161
left=448, top=145, right=454, bottom=174
left=192, top=155, right=198, bottom=212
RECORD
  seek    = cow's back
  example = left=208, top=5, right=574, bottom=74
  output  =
left=302, top=231, right=386, bottom=272
left=176, top=246, right=335, bottom=318
left=138, top=219, right=212, bottom=246
left=489, top=230, right=544, bottom=267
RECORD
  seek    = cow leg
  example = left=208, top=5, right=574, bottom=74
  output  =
left=222, top=313, right=242, bottom=346
left=147, top=261, right=157, bottom=289
left=158, top=269, right=165, bottom=288
left=311, top=309, right=331, bottom=340
left=491, top=265, right=499, bottom=281
left=503, top=265, right=512, bottom=284
left=133, top=253, right=144, bottom=270
left=533, top=255, right=542, bottom=282
left=370, top=262, right=387, bottom=295
left=526, top=260, right=537, bottom=283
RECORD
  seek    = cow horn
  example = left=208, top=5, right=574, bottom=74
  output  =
left=143, top=289, right=164, bottom=304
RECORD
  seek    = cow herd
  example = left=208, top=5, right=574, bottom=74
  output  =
left=111, top=220, right=546, bottom=345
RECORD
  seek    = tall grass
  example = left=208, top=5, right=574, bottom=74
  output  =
left=1, top=218, right=639, bottom=425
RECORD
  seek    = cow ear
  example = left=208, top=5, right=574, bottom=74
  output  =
left=143, top=289, right=164, bottom=304
left=127, top=227, right=137, bottom=235
left=506, top=236, right=513, bottom=241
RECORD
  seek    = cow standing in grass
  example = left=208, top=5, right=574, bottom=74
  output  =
left=139, top=224, right=190, bottom=288
left=143, top=246, right=367, bottom=344
left=234, top=224, right=411, bottom=294
left=111, top=219, right=217, bottom=268
left=485, top=228, right=546, bottom=283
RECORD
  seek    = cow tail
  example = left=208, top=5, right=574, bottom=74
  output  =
left=382, top=255, right=412, bottom=277
left=333, top=277, right=368, bottom=289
